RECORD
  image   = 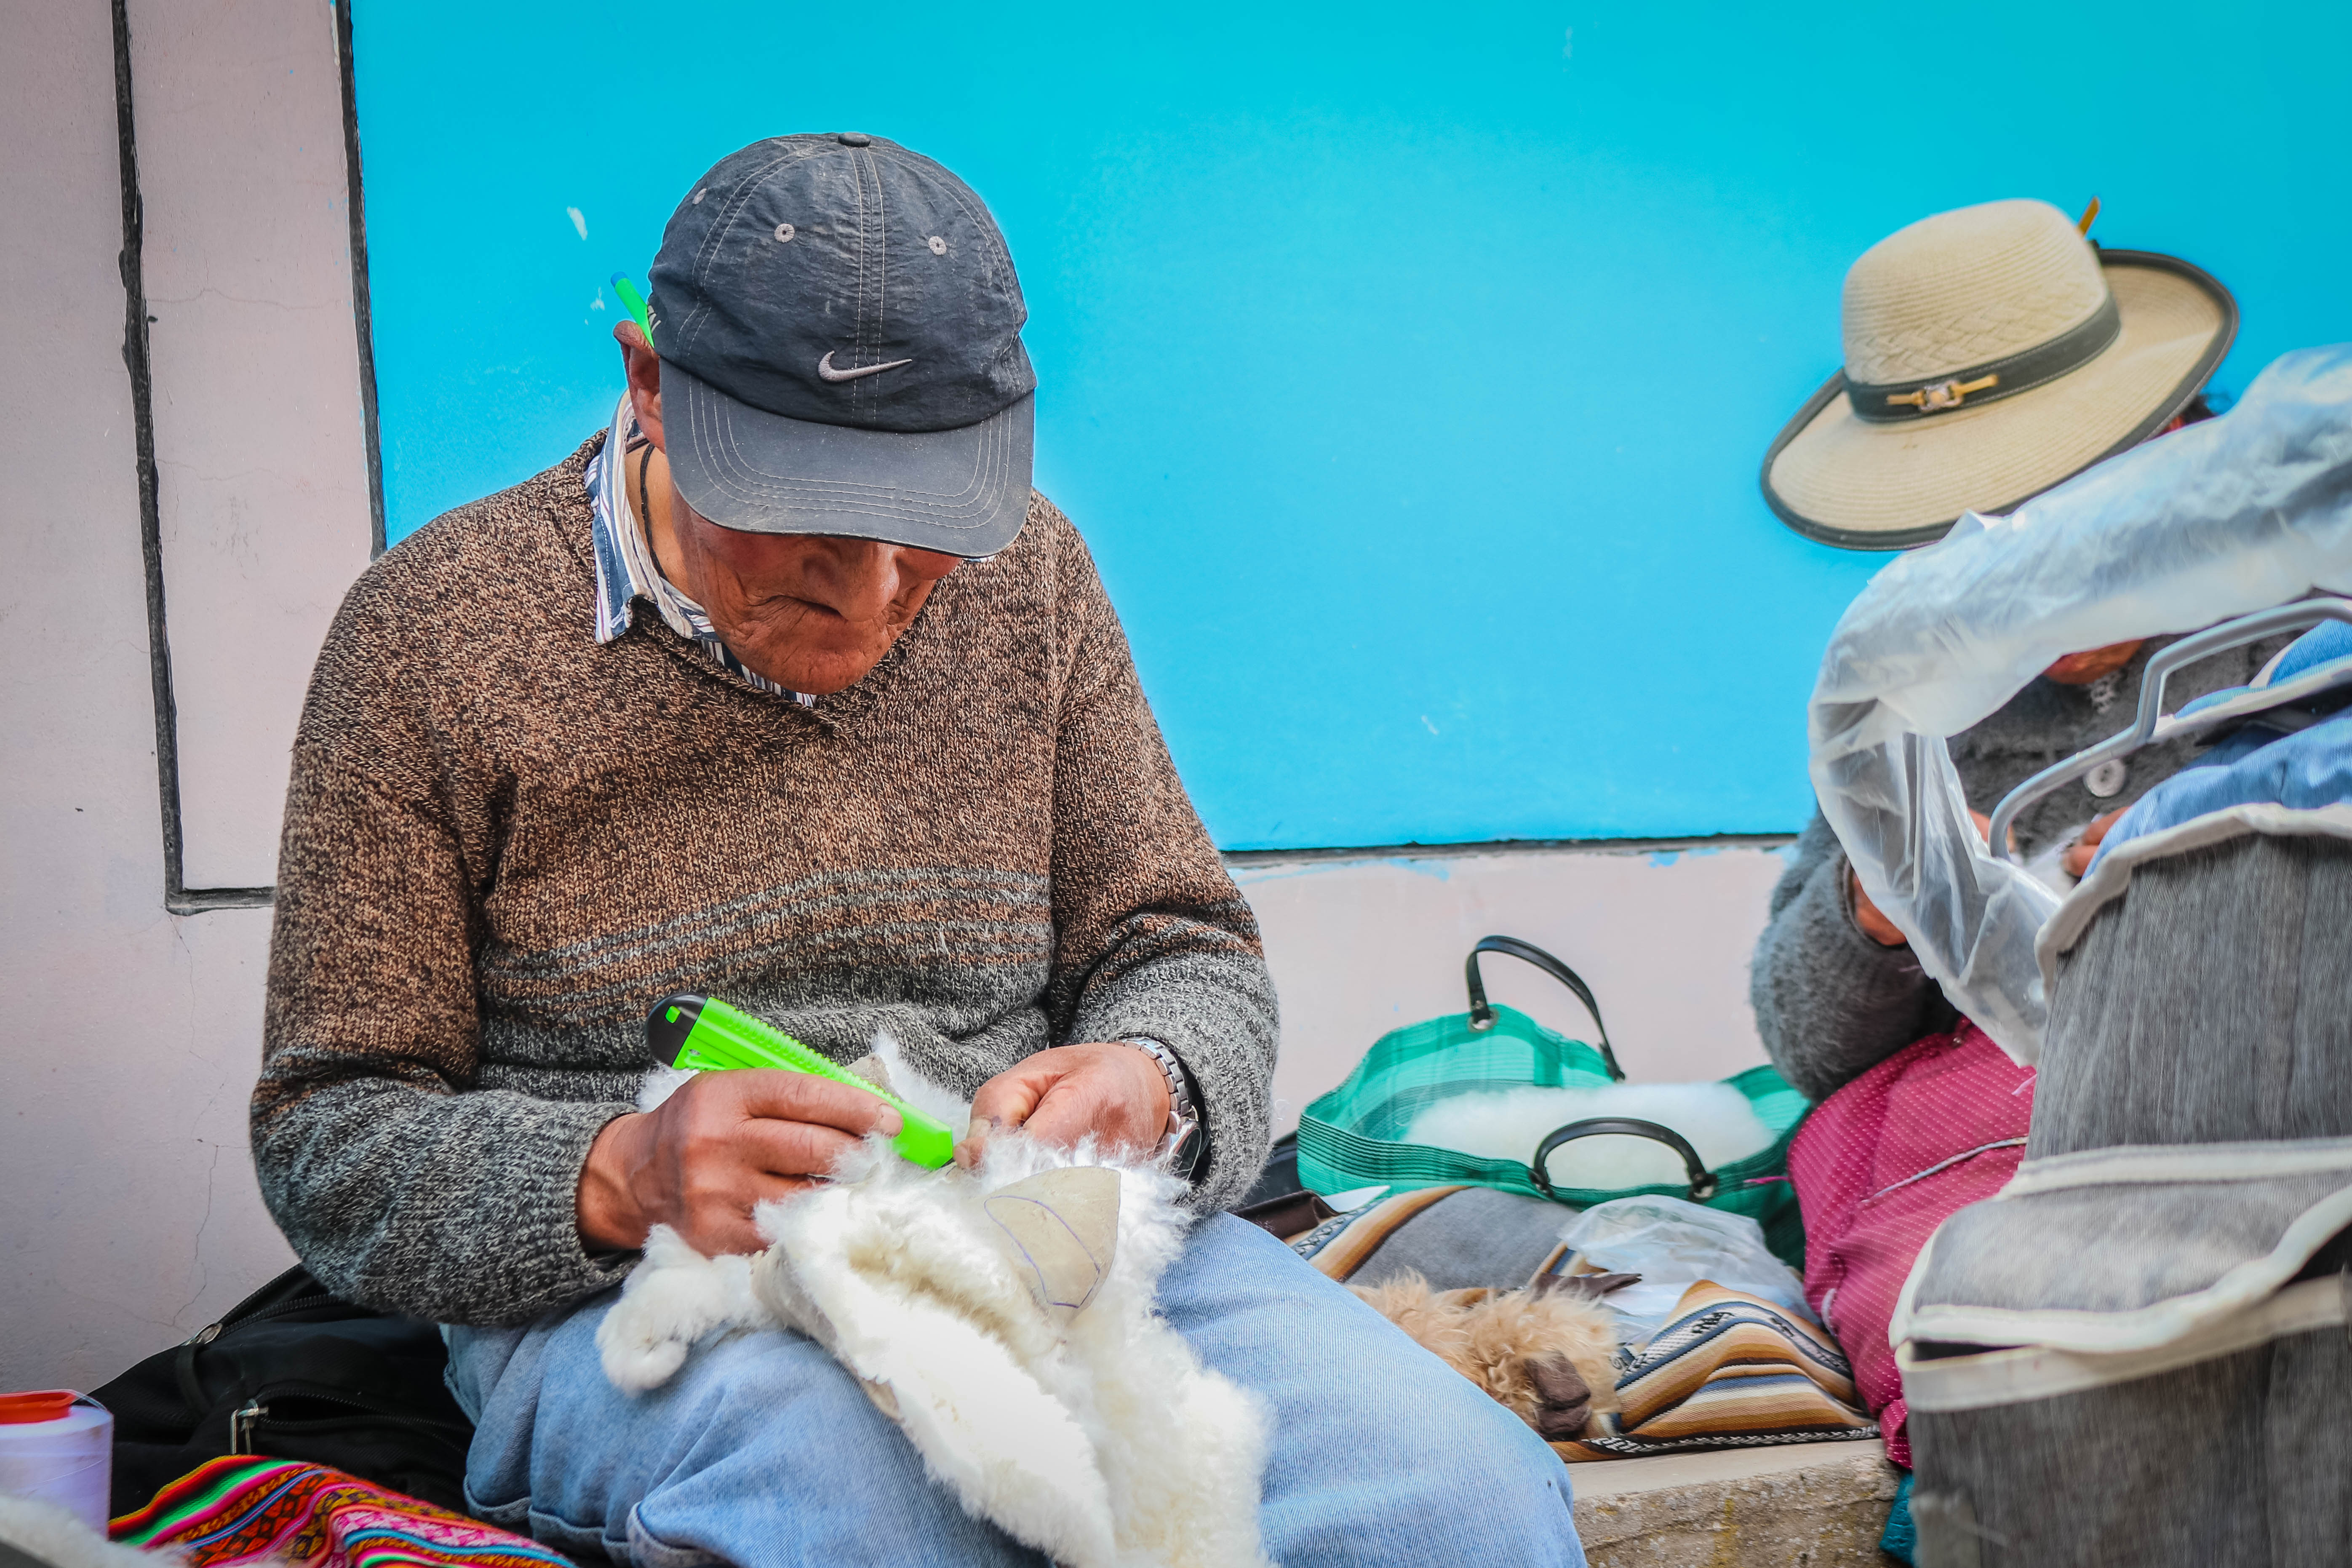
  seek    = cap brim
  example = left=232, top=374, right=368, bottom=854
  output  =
left=1761, top=252, right=2237, bottom=551
left=665, top=361, right=1034, bottom=556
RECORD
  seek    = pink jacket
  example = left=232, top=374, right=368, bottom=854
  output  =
left=1786, top=1021, right=2034, bottom=1466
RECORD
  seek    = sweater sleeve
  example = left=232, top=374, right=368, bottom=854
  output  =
left=251, top=587, right=637, bottom=1326
left=1040, top=523, right=1279, bottom=1213
left=1747, top=811, right=1957, bottom=1102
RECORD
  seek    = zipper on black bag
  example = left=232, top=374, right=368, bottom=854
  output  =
left=176, top=1279, right=351, bottom=1416
left=184, top=1271, right=344, bottom=1348
left=185, top=1296, right=327, bottom=1349
left=228, top=1385, right=470, bottom=1457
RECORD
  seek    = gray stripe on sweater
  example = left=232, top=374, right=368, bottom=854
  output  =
left=483, top=919, right=1057, bottom=1023
left=480, top=865, right=1050, bottom=978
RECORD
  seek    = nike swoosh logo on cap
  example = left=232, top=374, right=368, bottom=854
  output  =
left=817, top=350, right=915, bottom=383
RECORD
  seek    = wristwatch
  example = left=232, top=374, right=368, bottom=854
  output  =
left=1122, top=1036, right=1204, bottom=1179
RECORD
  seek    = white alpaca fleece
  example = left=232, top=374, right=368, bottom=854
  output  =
left=0, top=1497, right=181, bottom=1568
left=595, top=1135, right=1272, bottom=1568
left=596, top=1225, right=764, bottom=1393
left=1404, top=1081, right=1774, bottom=1191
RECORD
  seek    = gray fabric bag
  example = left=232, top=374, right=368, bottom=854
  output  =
left=1896, top=813, right=2352, bottom=1567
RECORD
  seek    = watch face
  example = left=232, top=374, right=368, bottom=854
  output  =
left=1164, top=1118, right=1203, bottom=1178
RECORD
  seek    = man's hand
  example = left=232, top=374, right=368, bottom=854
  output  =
left=577, top=1069, right=902, bottom=1256
left=2043, top=641, right=2143, bottom=687
left=2062, top=809, right=2125, bottom=881
left=1850, top=874, right=1911, bottom=947
left=1850, top=810, right=1996, bottom=947
left=956, top=1042, right=1172, bottom=1168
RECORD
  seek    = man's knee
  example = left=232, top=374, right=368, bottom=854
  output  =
left=622, top=1325, right=1045, bottom=1566
left=1164, top=1217, right=1583, bottom=1563
left=1388, top=1397, right=1578, bottom=1548
left=1268, top=1391, right=1580, bottom=1565
left=635, top=1324, right=906, bottom=1488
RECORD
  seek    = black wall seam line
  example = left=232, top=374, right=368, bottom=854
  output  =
left=177, top=887, right=277, bottom=911
left=115, top=0, right=277, bottom=917
left=336, top=0, right=387, bottom=559
left=112, top=0, right=184, bottom=914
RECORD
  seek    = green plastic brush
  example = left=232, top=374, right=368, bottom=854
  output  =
left=611, top=272, right=656, bottom=352
left=644, top=993, right=956, bottom=1169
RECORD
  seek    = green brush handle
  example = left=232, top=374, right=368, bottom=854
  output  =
left=611, top=272, right=656, bottom=352
left=644, top=993, right=956, bottom=1169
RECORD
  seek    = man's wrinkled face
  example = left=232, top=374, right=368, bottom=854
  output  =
left=667, top=503, right=961, bottom=695
left=617, top=320, right=961, bottom=694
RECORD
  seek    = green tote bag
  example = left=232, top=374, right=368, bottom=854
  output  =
left=1296, top=936, right=1810, bottom=1264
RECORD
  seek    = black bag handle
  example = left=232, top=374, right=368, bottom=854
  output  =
left=1530, top=1117, right=1718, bottom=1203
left=1465, top=935, right=1624, bottom=1082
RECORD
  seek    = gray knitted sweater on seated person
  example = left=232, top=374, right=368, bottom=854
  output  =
left=1749, top=631, right=2289, bottom=1103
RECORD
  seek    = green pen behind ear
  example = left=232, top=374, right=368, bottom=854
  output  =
left=611, top=273, right=656, bottom=351
left=645, top=993, right=956, bottom=1170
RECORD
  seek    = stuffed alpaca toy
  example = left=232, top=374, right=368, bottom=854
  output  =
left=598, top=1040, right=1272, bottom=1568
left=1351, top=1270, right=1635, bottom=1441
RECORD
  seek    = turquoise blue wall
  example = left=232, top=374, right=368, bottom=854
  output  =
left=353, top=2, right=2352, bottom=849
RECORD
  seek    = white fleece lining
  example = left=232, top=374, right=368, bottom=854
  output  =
left=1898, top=1274, right=2349, bottom=1412
left=2037, top=803, right=2352, bottom=979
left=1890, top=1178, right=2352, bottom=1356
left=1998, top=1136, right=2352, bottom=1195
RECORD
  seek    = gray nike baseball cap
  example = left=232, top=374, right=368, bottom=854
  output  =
left=645, top=134, right=1036, bottom=556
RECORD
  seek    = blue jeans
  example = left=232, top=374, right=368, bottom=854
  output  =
left=449, top=1215, right=1585, bottom=1567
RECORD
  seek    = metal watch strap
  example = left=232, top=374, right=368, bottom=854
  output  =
left=1123, top=1036, right=1203, bottom=1178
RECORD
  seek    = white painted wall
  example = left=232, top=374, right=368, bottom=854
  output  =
left=134, top=0, right=379, bottom=889
left=0, top=3, right=1799, bottom=1391
left=1240, top=841, right=1791, bottom=1138
left=0, top=0, right=366, bottom=1392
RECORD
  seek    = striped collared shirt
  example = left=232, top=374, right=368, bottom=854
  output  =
left=586, top=395, right=817, bottom=705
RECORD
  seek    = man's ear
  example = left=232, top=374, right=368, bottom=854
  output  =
left=616, top=322, right=665, bottom=451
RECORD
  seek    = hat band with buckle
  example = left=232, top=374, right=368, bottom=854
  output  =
left=1845, top=291, right=2122, bottom=425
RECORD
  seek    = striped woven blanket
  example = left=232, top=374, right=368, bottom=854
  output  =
left=1553, top=1281, right=1877, bottom=1461
left=1281, top=1185, right=1879, bottom=1461
left=112, top=1458, right=570, bottom=1568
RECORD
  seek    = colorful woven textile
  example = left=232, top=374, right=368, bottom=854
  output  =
left=1554, top=1282, right=1879, bottom=1461
left=112, top=1457, right=571, bottom=1568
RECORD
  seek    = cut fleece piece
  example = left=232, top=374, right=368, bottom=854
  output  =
left=597, top=1133, right=1271, bottom=1568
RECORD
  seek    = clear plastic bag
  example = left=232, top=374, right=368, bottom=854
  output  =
left=1808, top=346, right=2352, bottom=1063
left=1556, top=1195, right=1810, bottom=1345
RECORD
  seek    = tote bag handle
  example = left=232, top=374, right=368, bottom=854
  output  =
left=1530, top=1117, right=1719, bottom=1203
left=1464, top=935, right=1624, bottom=1082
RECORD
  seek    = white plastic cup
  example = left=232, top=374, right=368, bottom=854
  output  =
left=0, top=1390, right=115, bottom=1533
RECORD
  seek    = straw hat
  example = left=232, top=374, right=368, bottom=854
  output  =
left=1761, top=199, right=2235, bottom=550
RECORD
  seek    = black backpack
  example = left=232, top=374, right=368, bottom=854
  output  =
left=90, top=1266, right=475, bottom=1517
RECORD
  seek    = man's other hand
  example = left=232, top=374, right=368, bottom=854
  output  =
left=2062, top=809, right=2125, bottom=881
left=1850, top=810, right=1995, bottom=947
left=577, top=1069, right=902, bottom=1255
left=956, top=1042, right=1172, bottom=1168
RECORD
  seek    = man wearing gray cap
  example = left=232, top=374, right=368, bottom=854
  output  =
left=251, top=134, right=1584, bottom=1564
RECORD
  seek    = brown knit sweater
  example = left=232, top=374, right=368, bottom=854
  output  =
left=251, top=436, right=1277, bottom=1326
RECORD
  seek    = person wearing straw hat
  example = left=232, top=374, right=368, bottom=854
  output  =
left=1745, top=197, right=2301, bottom=1476
left=1749, top=196, right=2283, bottom=1103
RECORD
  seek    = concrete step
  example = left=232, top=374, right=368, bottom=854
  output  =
left=1570, top=1440, right=1902, bottom=1566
